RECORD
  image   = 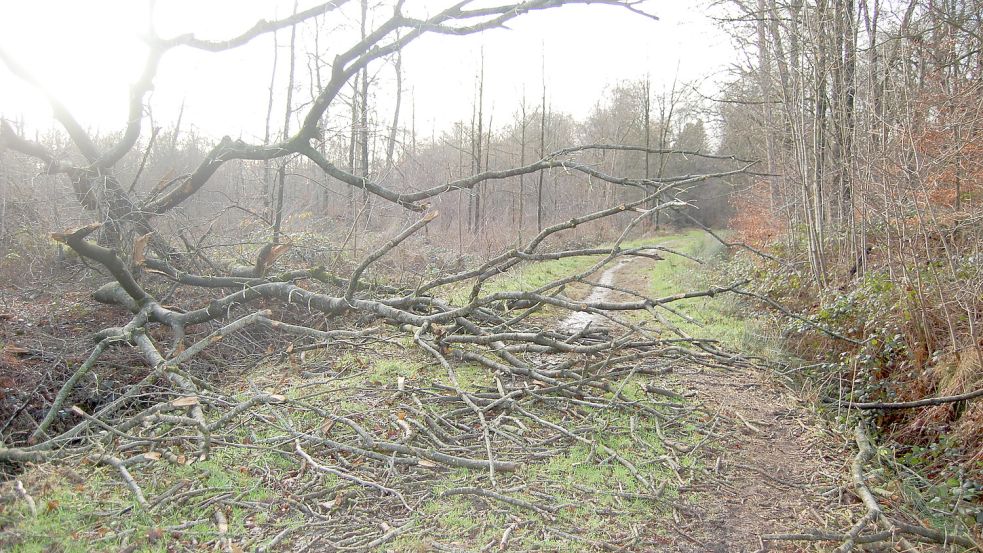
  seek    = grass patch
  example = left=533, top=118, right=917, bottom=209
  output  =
left=638, top=230, right=782, bottom=358
left=443, top=250, right=602, bottom=309
left=0, top=455, right=296, bottom=553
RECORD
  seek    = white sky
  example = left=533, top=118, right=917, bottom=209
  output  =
left=0, top=1, right=732, bottom=143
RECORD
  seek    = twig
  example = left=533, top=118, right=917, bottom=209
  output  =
left=441, top=487, right=558, bottom=515
left=767, top=422, right=978, bottom=551
left=345, top=211, right=437, bottom=302
left=14, top=480, right=37, bottom=516
left=91, top=454, right=149, bottom=509
left=730, top=288, right=864, bottom=345
left=831, top=387, right=983, bottom=410
left=294, top=440, right=411, bottom=510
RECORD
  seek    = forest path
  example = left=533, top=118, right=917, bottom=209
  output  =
left=558, top=256, right=634, bottom=332
left=592, top=238, right=850, bottom=552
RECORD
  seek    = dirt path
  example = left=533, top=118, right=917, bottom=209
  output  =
left=670, top=362, right=845, bottom=552
left=559, top=257, right=633, bottom=332
left=605, top=255, right=850, bottom=552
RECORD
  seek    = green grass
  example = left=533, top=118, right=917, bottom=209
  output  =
left=0, top=469, right=116, bottom=553
left=389, top=409, right=691, bottom=551
left=386, top=356, right=697, bottom=551
left=0, top=458, right=279, bottom=553
left=482, top=228, right=749, bottom=345
left=635, top=229, right=782, bottom=358
left=443, top=253, right=601, bottom=308
left=378, top=229, right=776, bottom=550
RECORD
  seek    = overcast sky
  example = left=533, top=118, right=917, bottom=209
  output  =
left=0, top=1, right=733, bottom=143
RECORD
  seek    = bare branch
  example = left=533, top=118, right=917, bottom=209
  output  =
left=346, top=211, right=438, bottom=301
left=0, top=49, right=101, bottom=161
left=156, top=1, right=349, bottom=52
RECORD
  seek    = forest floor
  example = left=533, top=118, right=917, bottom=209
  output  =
left=0, top=230, right=871, bottom=552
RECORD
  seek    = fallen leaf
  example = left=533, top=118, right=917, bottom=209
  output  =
left=146, top=528, right=164, bottom=544
left=3, top=345, right=30, bottom=355
left=171, top=396, right=199, bottom=407
left=132, top=233, right=151, bottom=266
